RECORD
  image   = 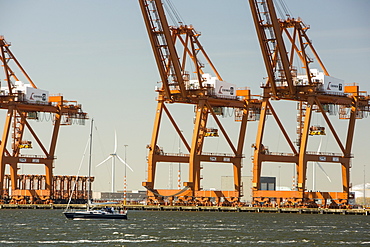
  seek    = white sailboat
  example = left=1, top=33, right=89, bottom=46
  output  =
left=63, top=119, right=127, bottom=220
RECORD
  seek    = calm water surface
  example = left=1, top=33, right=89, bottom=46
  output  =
left=0, top=209, right=369, bottom=246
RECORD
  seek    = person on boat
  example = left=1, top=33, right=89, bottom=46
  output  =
left=104, top=206, right=112, bottom=213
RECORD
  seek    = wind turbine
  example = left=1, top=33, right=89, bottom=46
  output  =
left=96, top=131, right=133, bottom=192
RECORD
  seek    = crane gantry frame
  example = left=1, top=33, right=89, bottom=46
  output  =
left=0, top=36, right=88, bottom=204
left=248, top=0, right=370, bottom=207
left=139, top=0, right=261, bottom=206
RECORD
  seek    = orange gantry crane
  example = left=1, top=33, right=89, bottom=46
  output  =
left=248, top=0, right=370, bottom=207
left=0, top=36, right=88, bottom=204
left=139, top=0, right=260, bottom=206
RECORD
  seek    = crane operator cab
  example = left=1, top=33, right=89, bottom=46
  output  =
left=309, top=126, right=326, bottom=136
left=18, top=140, right=32, bottom=149
left=204, top=128, right=219, bottom=137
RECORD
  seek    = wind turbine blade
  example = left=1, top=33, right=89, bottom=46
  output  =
left=117, top=155, right=134, bottom=172
left=314, top=136, right=331, bottom=182
left=317, top=136, right=323, bottom=155
left=114, top=130, right=117, bottom=153
left=315, top=162, right=332, bottom=183
left=96, top=156, right=112, bottom=167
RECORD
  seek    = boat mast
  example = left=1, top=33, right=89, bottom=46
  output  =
left=87, top=118, right=94, bottom=211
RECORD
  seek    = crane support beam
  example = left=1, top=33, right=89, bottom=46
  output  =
left=233, top=107, right=249, bottom=193
left=188, top=99, right=208, bottom=192
left=252, top=99, right=269, bottom=190
left=297, top=97, right=314, bottom=191
left=142, top=99, right=165, bottom=190
left=342, top=97, right=358, bottom=194
left=0, top=107, right=14, bottom=197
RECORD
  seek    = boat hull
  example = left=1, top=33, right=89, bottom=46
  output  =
left=64, top=211, right=127, bottom=220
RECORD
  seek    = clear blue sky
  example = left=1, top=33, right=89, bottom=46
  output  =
left=1, top=0, right=369, bottom=193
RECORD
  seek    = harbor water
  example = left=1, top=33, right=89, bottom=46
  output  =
left=1, top=209, right=369, bottom=246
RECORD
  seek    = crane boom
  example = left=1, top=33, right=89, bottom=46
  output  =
left=139, top=0, right=186, bottom=100
left=249, top=0, right=332, bottom=99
